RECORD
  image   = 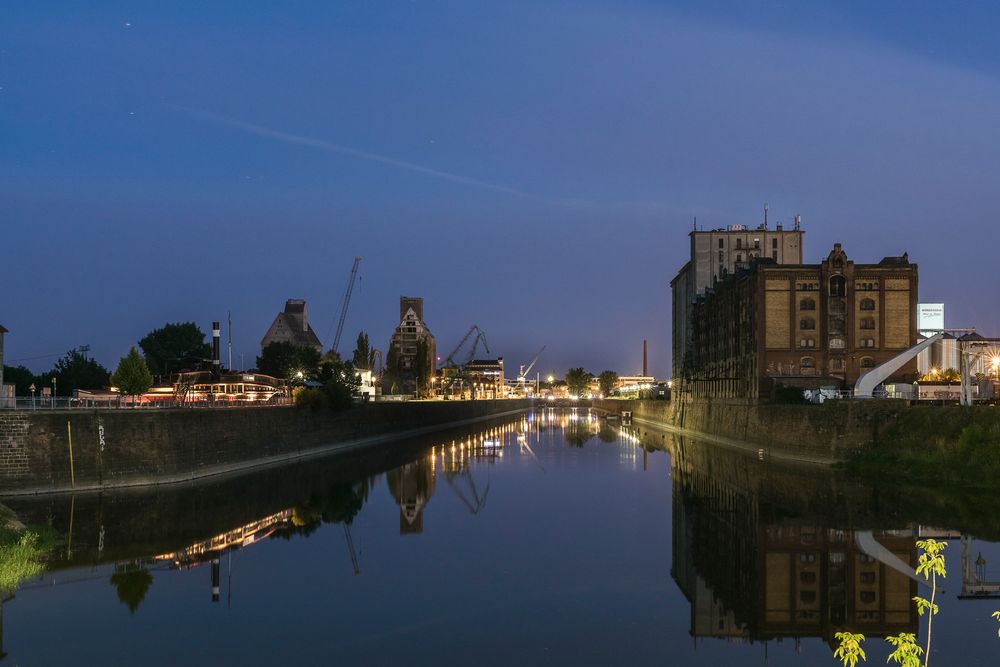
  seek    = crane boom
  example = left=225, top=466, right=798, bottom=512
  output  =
left=332, top=256, right=361, bottom=355
left=443, top=324, right=478, bottom=368
left=518, top=345, right=546, bottom=381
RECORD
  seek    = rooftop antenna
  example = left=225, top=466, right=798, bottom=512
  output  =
left=693, top=216, right=697, bottom=231
left=794, top=214, right=801, bottom=230
left=763, top=202, right=769, bottom=228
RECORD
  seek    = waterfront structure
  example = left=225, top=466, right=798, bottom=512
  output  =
left=672, top=219, right=805, bottom=387
left=387, top=297, right=436, bottom=395
left=260, top=299, right=323, bottom=353
left=144, top=371, right=289, bottom=404
left=676, top=243, right=919, bottom=400
left=464, top=358, right=505, bottom=399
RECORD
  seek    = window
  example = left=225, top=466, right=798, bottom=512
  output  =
left=800, top=591, right=817, bottom=604
left=829, top=316, right=846, bottom=334
left=830, top=299, right=846, bottom=314
left=800, top=571, right=817, bottom=584
left=718, top=238, right=724, bottom=248
left=860, top=591, right=877, bottom=604
left=800, top=338, right=816, bottom=348
left=830, top=275, right=846, bottom=297
left=830, top=337, right=845, bottom=349
left=861, top=357, right=875, bottom=368
left=801, top=357, right=816, bottom=369
left=718, top=250, right=724, bottom=262
left=754, top=238, right=760, bottom=249
left=800, top=298, right=816, bottom=311
left=860, top=298, right=875, bottom=311
left=800, top=317, right=816, bottom=330
left=772, top=238, right=778, bottom=249
left=860, top=337, right=876, bottom=348
left=860, top=317, right=876, bottom=330
left=831, top=357, right=845, bottom=370
left=736, top=254, right=742, bottom=263
left=736, top=238, right=742, bottom=249
left=772, top=250, right=778, bottom=260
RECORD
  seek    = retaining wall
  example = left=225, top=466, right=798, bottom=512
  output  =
left=0, top=400, right=530, bottom=494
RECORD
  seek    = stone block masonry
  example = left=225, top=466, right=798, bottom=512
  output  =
left=0, top=400, right=530, bottom=495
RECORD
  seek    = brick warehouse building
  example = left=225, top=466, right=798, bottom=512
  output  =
left=674, top=243, right=918, bottom=400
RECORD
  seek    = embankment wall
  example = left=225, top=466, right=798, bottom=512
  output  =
left=0, top=400, right=529, bottom=494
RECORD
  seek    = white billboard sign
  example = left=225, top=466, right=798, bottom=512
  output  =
left=918, top=303, right=945, bottom=335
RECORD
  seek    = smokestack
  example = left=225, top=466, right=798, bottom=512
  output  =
left=212, top=321, right=221, bottom=375
left=643, top=339, right=648, bottom=376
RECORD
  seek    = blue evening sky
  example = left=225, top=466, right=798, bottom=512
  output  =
left=3, top=1, right=1000, bottom=377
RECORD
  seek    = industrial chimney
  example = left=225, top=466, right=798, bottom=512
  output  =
left=212, top=321, right=221, bottom=376
left=642, top=339, right=648, bottom=376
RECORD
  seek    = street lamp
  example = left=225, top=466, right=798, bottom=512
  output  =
left=51, top=376, right=56, bottom=405
left=29, top=383, right=35, bottom=410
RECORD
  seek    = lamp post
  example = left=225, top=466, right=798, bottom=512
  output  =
left=29, top=383, right=35, bottom=410
left=51, top=376, right=57, bottom=406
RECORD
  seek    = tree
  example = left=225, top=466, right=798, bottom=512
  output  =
left=564, top=367, right=592, bottom=397
left=256, top=342, right=322, bottom=380
left=138, top=322, right=211, bottom=377
left=351, top=331, right=375, bottom=371
left=597, top=370, right=619, bottom=397
left=414, top=339, right=431, bottom=397
left=2, top=365, right=36, bottom=395
left=112, top=347, right=153, bottom=401
left=317, top=354, right=360, bottom=411
left=382, top=345, right=402, bottom=395
left=48, top=350, right=111, bottom=395
left=110, top=566, right=153, bottom=614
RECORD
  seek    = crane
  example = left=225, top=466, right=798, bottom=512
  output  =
left=441, top=324, right=490, bottom=368
left=517, top=345, right=546, bottom=383
left=331, top=256, right=361, bottom=356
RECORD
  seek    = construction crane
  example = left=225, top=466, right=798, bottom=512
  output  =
left=441, top=324, right=490, bottom=368
left=331, top=256, right=361, bottom=356
left=517, top=345, right=546, bottom=383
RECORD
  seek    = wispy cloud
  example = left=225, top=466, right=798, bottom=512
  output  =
left=175, top=106, right=534, bottom=198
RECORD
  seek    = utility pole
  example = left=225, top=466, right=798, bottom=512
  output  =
left=227, top=311, right=233, bottom=371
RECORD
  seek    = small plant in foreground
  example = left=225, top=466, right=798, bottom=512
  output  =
left=833, top=632, right=866, bottom=667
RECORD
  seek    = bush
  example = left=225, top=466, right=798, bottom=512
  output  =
left=772, top=384, right=809, bottom=404
left=293, top=387, right=328, bottom=411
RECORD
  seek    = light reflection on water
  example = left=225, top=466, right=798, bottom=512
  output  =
left=0, top=407, right=998, bottom=666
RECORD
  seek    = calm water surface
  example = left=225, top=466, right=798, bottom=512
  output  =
left=2, top=408, right=999, bottom=665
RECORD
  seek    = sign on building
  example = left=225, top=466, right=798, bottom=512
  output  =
left=918, top=303, right=945, bottom=336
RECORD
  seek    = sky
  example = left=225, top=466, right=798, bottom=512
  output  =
left=4, top=1, right=1000, bottom=379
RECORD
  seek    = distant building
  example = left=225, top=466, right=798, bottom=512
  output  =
left=676, top=243, right=919, bottom=400
left=673, top=219, right=805, bottom=385
left=261, top=299, right=323, bottom=353
left=387, top=296, right=436, bottom=395
left=464, top=358, right=505, bottom=399
left=0, top=324, right=8, bottom=408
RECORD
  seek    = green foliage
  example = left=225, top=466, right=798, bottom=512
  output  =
left=915, top=539, right=947, bottom=580
left=139, top=322, right=211, bottom=376
left=112, top=346, right=154, bottom=399
left=256, top=341, right=322, bottom=380
left=993, top=610, right=1000, bottom=637
left=2, top=364, right=36, bottom=395
left=920, top=368, right=960, bottom=382
left=885, top=633, right=923, bottom=666
left=564, top=367, right=592, bottom=397
left=833, top=631, right=867, bottom=667
left=597, top=370, right=618, bottom=397
left=319, top=355, right=359, bottom=411
left=48, top=350, right=111, bottom=395
left=351, top=331, right=375, bottom=370
left=0, top=524, right=53, bottom=592
left=293, top=387, right=328, bottom=411
left=110, top=566, right=153, bottom=614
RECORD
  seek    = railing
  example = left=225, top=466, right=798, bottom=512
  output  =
left=0, top=396, right=293, bottom=410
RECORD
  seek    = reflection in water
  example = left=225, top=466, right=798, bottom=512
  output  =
left=1, top=410, right=999, bottom=664
left=668, top=430, right=919, bottom=651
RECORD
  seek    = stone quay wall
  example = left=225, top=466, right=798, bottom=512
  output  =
left=592, top=398, right=913, bottom=463
left=0, top=400, right=530, bottom=495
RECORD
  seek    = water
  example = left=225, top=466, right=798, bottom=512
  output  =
left=1, top=408, right=998, bottom=665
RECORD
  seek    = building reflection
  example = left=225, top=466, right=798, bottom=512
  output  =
left=670, top=434, right=918, bottom=649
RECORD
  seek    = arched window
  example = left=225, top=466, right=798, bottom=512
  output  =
left=860, top=317, right=876, bottom=330
left=801, top=357, right=816, bottom=369
left=860, top=298, right=875, bottom=311
left=800, top=317, right=816, bottom=330
left=861, top=357, right=875, bottom=368
left=830, top=275, right=846, bottom=297
left=800, top=298, right=816, bottom=311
